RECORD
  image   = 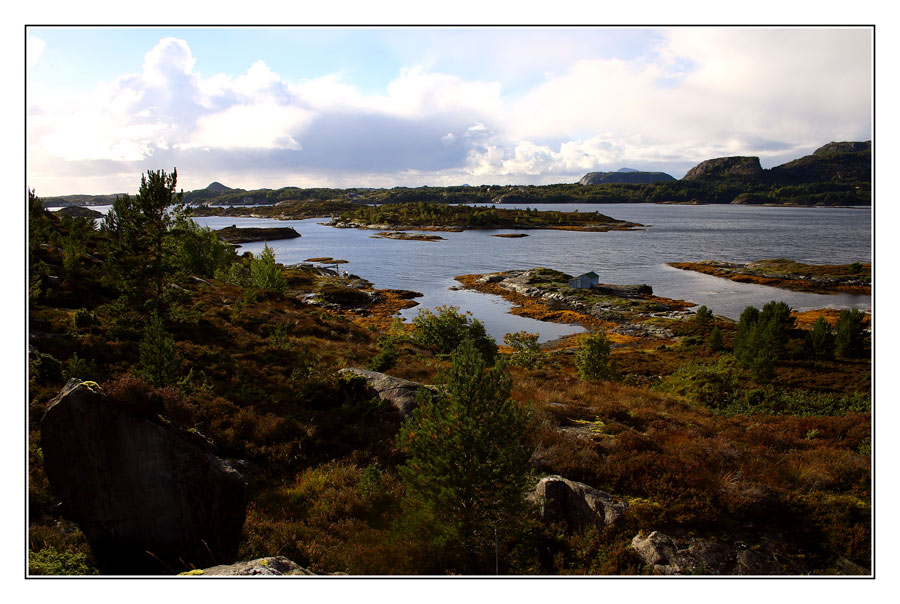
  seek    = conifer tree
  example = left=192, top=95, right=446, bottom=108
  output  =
left=102, top=169, right=183, bottom=309
left=397, top=339, right=532, bottom=573
left=835, top=309, right=867, bottom=359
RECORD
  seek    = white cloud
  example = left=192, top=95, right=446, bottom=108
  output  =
left=180, top=102, right=311, bottom=150
left=27, top=36, right=46, bottom=68
left=26, top=29, right=872, bottom=195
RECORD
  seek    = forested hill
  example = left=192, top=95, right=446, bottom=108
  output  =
left=39, top=140, right=871, bottom=208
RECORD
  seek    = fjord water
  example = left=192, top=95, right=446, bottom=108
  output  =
left=191, top=204, right=871, bottom=343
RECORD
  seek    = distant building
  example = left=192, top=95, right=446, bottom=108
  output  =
left=568, top=271, right=599, bottom=289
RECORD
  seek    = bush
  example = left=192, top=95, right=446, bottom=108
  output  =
left=412, top=305, right=496, bottom=363
left=695, top=305, right=713, bottom=327
left=503, top=331, right=546, bottom=369
left=29, top=546, right=98, bottom=576
left=73, top=307, right=96, bottom=330
left=656, top=356, right=741, bottom=410
left=30, top=351, right=63, bottom=386
left=64, top=352, right=98, bottom=382
left=250, top=244, right=287, bottom=292
left=170, top=216, right=236, bottom=278
left=575, top=331, right=614, bottom=380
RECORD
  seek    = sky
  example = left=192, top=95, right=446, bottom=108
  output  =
left=25, top=25, right=873, bottom=196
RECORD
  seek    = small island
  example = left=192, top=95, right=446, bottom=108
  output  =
left=370, top=231, right=446, bottom=241
left=492, top=233, right=529, bottom=238
left=667, top=259, right=870, bottom=295
left=214, top=225, right=302, bottom=244
left=328, top=204, right=642, bottom=232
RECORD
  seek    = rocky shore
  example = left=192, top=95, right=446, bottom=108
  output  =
left=668, top=259, right=870, bottom=295
left=457, top=268, right=696, bottom=345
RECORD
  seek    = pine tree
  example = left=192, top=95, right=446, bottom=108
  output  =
left=803, top=317, right=835, bottom=360
left=835, top=309, right=867, bottom=359
left=101, top=169, right=183, bottom=309
left=136, top=312, right=180, bottom=387
left=397, top=339, right=533, bottom=573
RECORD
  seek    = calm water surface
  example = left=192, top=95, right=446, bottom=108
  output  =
left=188, top=204, right=871, bottom=343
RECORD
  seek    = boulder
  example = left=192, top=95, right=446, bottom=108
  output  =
left=40, top=379, right=247, bottom=575
left=631, top=531, right=809, bottom=575
left=183, top=556, right=314, bottom=576
left=338, top=368, right=436, bottom=416
left=529, top=475, right=628, bottom=530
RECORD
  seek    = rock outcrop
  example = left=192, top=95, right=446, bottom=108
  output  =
left=338, top=368, right=436, bottom=416
left=631, top=531, right=815, bottom=575
left=528, top=475, right=628, bottom=530
left=40, top=379, right=247, bottom=575
left=682, top=156, right=763, bottom=181
left=182, top=556, right=314, bottom=576
left=578, top=171, right=675, bottom=185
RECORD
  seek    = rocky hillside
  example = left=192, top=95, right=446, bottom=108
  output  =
left=579, top=171, right=675, bottom=185
left=682, top=156, right=764, bottom=181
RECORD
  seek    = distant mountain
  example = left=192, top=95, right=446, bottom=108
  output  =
left=579, top=171, right=676, bottom=185
left=205, top=182, right=232, bottom=192
left=616, top=167, right=639, bottom=173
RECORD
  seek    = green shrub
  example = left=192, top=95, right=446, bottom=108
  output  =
left=503, top=331, right=546, bottom=369
left=250, top=244, right=287, bottom=292
left=412, top=305, right=496, bottom=363
left=73, top=307, right=96, bottom=329
left=575, top=331, right=614, bottom=380
left=171, top=216, right=236, bottom=278
left=369, top=335, right=401, bottom=372
left=29, top=546, right=98, bottom=575
left=65, top=352, right=98, bottom=382
left=30, top=351, right=64, bottom=386
left=656, top=356, right=741, bottom=410
left=695, top=305, right=713, bottom=327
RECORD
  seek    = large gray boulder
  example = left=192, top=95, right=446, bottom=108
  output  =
left=529, top=475, right=628, bottom=530
left=631, top=531, right=815, bottom=575
left=182, top=557, right=314, bottom=576
left=40, top=379, right=247, bottom=575
left=338, top=368, right=436, bottom=416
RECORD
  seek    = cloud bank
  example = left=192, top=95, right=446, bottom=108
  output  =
left=26, top=29, right=872, bottom=195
